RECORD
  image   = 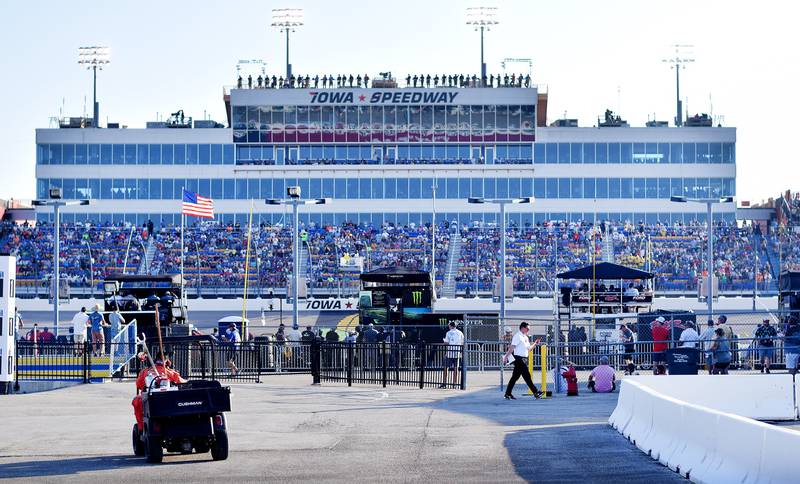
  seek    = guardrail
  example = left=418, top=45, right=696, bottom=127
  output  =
left=610, top=376, right=800, bottom=482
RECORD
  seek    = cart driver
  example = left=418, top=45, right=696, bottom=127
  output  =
left=132, top=351, right=188, bottom=432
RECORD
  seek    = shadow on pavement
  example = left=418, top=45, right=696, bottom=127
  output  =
left=430, top=386, right=685, bottom=483
left=0, top=454, right=202, bottom=478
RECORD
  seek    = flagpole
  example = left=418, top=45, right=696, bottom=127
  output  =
left=242, top=199, right=254, bottom=326
left=180, top=187, right=185, bottom=298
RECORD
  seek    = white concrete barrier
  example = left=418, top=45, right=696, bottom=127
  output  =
left=611, top=377, right=800, bottom=483
left=628, top=375, right=796, bottom=420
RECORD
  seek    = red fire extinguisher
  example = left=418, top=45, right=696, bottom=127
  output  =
left=562, top=365, right=579, bottom=396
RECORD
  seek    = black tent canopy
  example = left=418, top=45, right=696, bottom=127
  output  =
left=360, top=267, right=431, bottom=285
left=556, top=262, right=654, bottom=280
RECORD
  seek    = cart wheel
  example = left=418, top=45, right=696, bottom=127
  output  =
left=145, top=433, right=163, bottom=463
left=132, top=424, right=145, bottom=457
left=210, top=429, right=229, bottom=461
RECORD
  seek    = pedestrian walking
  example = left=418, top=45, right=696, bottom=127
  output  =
left=502, top=322, right=542, bottom=400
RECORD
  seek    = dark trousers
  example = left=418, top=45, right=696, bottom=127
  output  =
left=506, top=357, right=538, bottom=395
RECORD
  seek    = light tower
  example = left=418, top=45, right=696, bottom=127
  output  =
left=77, top=46, right=110, bottom=128
left=466, top=6, right=498, bottom=86
left=662, top=44, right=694, bottom=127
left=271, top=8, right=304, bottom=80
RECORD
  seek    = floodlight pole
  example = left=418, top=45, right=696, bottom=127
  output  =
left=266, top=193, right=329, bottom=329
left=480, top=25, right=486, bottom=84
left=285, top=28, right=291, bottom=79
left=32, top=198, right=91, bottom=329
left=91, top=65, right=98, bottom=128
left=468, top=197, right=532, bottom=324
left=83, top=239, right=94, bottom=299
left=670, top=196, right=732, bottom=318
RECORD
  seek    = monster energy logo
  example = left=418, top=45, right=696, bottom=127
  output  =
left=439, top=317, right=449, bottom=327
left=411, top=290, right=423, bottom=305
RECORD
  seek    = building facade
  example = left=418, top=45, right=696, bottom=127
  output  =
left=35, top=85, right=736, bottom=226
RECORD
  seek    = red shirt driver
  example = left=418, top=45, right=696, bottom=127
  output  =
left=132, top=355, right=187, bottom=432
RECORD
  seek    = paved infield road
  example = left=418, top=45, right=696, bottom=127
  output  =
left=0, top=374, right=683, bottom=483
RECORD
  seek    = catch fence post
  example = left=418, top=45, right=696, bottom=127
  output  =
left=381, top=341, right=387, bottom=388
left=419, top=342, right=426, bottom=389
left=460, top=341, right=467, bottom=390
left=346, top=343, right=353, bottom=387
left=311, top=340, right=321, bottom=385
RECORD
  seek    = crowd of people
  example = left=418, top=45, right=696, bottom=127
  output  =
left=235, top=73, right=532, bottom=90
left=0, top=221, right=145, bottom=289
left=1, top=219, right=796, bottom=295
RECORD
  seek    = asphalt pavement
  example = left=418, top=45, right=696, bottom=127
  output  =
left=0, top=373, right=683, bottom=483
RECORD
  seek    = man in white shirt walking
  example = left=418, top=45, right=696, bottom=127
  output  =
left=502, top=322, right=542, bottom=400
left=441, top=322, right=465, bottom=388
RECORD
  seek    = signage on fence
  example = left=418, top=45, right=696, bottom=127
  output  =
left=666, top=347, right=699, bottom=375
left=303, top=298, right=358, bottom=311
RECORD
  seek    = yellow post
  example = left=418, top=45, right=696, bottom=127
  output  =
left=540, top=344, right=548, bottom=398
left=241, top=200, right=254, bottom=325
left=527, top=347, right=534, bottom=395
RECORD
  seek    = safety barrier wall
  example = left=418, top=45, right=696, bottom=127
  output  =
left=625, top=375, right=796, bottom=421
left=610, top=377, right=800, bottom=483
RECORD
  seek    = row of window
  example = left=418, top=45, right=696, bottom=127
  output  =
left=37, top=142, right=736, bottom=165
left=232, top=104, right=537, bottom=132
left=36, top=211, right=737, bottom=227
left=38, top=177, right=735, bottom=201
left=37, top=144, right=235, bottom=165
left=236, top=144, right=532, bottom=162
left=233, top=130, right=536, bottom=143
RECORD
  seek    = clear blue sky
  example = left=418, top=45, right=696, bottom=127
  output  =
left=1, top=0, right=797, bottom=203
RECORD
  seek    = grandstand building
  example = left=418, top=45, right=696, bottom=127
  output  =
left=34, top=82, right=736, bottom=226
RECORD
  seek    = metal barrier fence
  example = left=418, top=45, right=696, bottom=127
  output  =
left=315, top=342, right=465, bottom=389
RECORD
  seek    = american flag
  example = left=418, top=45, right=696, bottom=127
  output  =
left=182, top=189, right=214, bottom=218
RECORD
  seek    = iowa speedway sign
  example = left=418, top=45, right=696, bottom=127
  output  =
left=303, top=298, right=358, bottom=311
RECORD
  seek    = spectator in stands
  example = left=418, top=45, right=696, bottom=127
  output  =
left=71, top=307, right=89, bottom=355
left=88, top=304, right=109, bottom=357
left=441, top=322, right=464, bottom=388
left=678, top=322, right=699, bottom=349
left=619, top=324, right=636, bottom=374
left=651, top=317, right=669, bottom=374
left=755, top=318, right=778, bottom=373
left=709, top=327, right=732, bottom=374
left=624, top=283, right=639, bottom=296
left=588, top=356, right=616, bottom=392
left=784, top=317, right=800, bottom=375
left=699, top=319, right=716, bottom=374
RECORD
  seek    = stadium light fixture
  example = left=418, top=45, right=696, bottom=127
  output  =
left=669, top=194, right=734, bottom=317
left=271, top=8, right=304, bottom=79
left=466, top=6, right=499, bottom=86
left=662, top=44, right=694, bottom=127
left=78, top=46, right=110, bottom=128
left=467, top=196, right=532, bottom=324
left=265, top=194, right=330, bottom=329
left=32, top=198, right=92, bottom=328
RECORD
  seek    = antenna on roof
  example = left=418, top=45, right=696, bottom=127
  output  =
left=662, top=44, right=695, bottom=127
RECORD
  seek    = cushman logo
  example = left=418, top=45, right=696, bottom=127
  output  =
left=309, top=91, right=458, bottom=104
left=177, top=401, right=203, bottom=407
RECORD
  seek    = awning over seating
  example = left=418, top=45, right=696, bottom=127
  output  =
left=360, top=267, right=431, bottom=284
left=556, top=262, right=654, bottom=280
